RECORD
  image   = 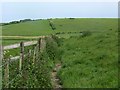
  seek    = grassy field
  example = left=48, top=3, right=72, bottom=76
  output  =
left=2, top=18, right=118, bottom=45
left=2, top=20, right=52, bottom=36
left=2, top=18, right=118, bottom=88
left=58, top=30, right=118, bottom=88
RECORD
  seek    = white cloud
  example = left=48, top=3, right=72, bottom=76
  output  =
left=1, top=0, right=119, bottom=2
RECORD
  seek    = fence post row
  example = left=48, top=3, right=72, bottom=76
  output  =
left=19, top=42, right=24, bottom=71
left=3, top=37, right=47, bottom=87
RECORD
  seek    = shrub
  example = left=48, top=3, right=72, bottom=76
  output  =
left=51, top=34, right=63, bottom=46
left=48, top=20, right=56, bottom=30
left=55, top=32, right=61, bottom=35
left=80, top=31, right=92, bottom=37
left=69, top=18, right=75, bottom=19
left=45, top=37, right=58, bottom=60
left=45, top=36, right=63, bottom=61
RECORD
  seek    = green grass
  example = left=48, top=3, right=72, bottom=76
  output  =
left=2, top=18, right=118, bottom=45
left=58, top=29, right=118, bottom=88
left=2, top=20, right=53, bottom=36
left=2, top=18, right=118, bottom=88
left=2, top=18, right=118, bottom=36
left=53, top=18, right=118, bottom=33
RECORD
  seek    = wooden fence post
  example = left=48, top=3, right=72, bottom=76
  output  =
left=4, top=59, right=9, bottom=88
left=0, top=45, right=2, bottom=89
left=28, top=49, right=31, bottom=62
left=40, top=37, right=46, bottom=53
left=33, top=46, right=36, bottom=65
left=38, top=38, right=41, bottom=52
left=19, top=42, right=24, bottom=71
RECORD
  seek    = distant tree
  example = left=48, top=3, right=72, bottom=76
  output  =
left=10, top=21, right=20, bottom=24
left=69, top=18, right=75, bottom=19
left=2, top=19, right=33, bottom=26
left=20, top=19, right=32, bottom=22
left=2, top=23, right=9, bottom=26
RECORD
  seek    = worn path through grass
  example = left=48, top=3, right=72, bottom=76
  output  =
left=51, top=62, right=62, bottom=89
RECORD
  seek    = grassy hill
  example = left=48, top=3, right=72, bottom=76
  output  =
left=2, top=18, right=118, bottom=45
left=3, top=18, right=117, bottom=36
left=2, top=18, right=118, bottom=88
left=2, top=20, right=52, bottom=36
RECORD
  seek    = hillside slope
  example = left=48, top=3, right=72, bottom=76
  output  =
left=2, top=18, right=118, bottom=36
left=2, top=20, right=52, bottom=36
left=2, top=18, right=118, bottom=45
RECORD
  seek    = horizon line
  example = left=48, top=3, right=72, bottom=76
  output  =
left=1, top=17, right=118, bottom=23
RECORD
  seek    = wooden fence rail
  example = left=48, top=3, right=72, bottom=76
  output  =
left=3, top=41, right=38, bottom=50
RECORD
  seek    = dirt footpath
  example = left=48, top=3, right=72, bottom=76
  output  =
left=51, top=63, right=62, bottom=89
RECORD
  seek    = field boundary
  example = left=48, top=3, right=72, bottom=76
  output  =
left=2, top=36, right=48, bottom=88
left=2, top=36, right=46, bottom=39
left=3, top=41, right=37, bottom=50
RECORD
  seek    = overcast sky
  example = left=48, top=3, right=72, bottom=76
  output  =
left=1, top=1, right=118, bottom=23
